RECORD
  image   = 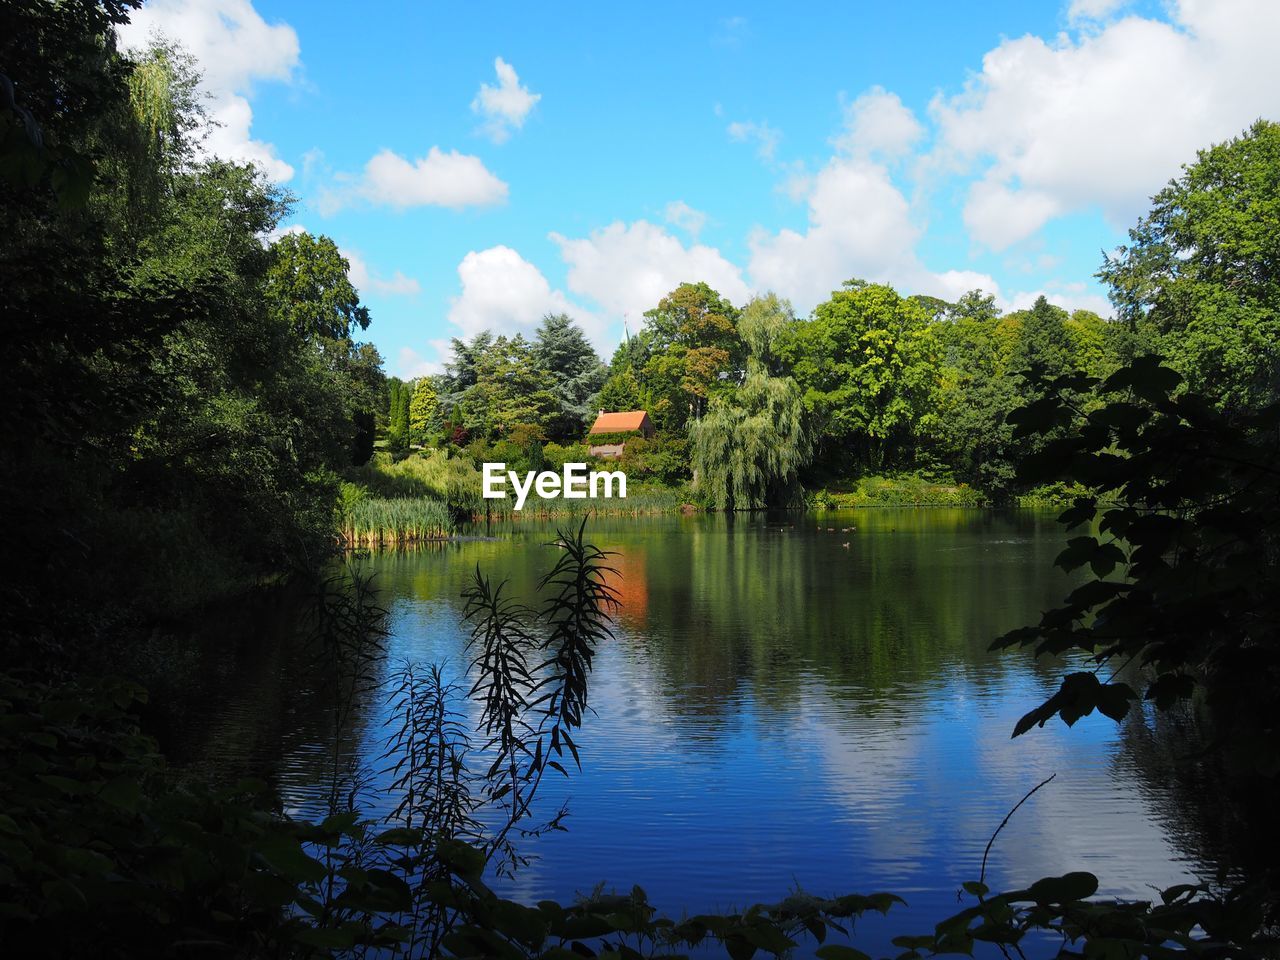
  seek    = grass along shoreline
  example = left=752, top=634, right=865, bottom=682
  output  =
left=337, top=456, right=1085, bottom=546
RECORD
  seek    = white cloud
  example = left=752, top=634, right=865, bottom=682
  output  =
left=262, top=222, right=307, bottom=244
left=320, top=147, right=508, bottom=213
left=746, top=156, right=1002, bottom=312
left=963, top=176, right=1063, bottom=252
left=727, top=120, right=781, bottom=161
left=396, top=345, right=445, bottom=379
left=471, top=57, right=541, bottom=143
left=663, top=200, right=708, bottom=239
left=341, top=249, right=421, bottom=297
left=117, top=0, right=299, bottom=182
left=1006, top=286, right=1112, bottom=315
left=551, top=221, right=751, bottom=322
left=1067, top=0, right=1131, bottom=22
left=930, top=0, right=1280, bottom=249
left=448, top=246, right=607, bottom=349
left=834, top=86, right=924, bottom=160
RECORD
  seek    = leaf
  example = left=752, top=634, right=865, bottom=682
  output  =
left=254, top=833, right=328, bottom=883
left=437, top=839, right=486, bottom=880
left=372, top=827, right=422, bottom=847
left=1024, top=872, right=1099, bottom=903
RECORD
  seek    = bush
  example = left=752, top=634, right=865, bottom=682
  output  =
left=816, top=474, right=986, bottom=507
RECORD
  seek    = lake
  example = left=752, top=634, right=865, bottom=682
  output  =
left=168, top=508, right=1215, bottom=955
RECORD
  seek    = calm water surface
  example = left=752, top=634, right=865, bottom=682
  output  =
left=172, top=509, right=1213, bottom=954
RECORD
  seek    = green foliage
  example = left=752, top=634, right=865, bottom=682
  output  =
left=817, top=474, right=985, bottom=508
left=1008, top=295, right=1076, bottom=380
left=616, top=434, right=692, bottom=486
left=777, top=280, right=939, bottom=476
left=387, top=376, right=413, bottom=451
left=692, top=360, right=811, bottom=510
left=595, top=367, right=646, bottom=416
left=1101, top=119, right=1280, bottom=413
left=454, top=334, right=560, bottom=439
left=996, top=356, right=1280, bottom=779
left=638, top=281, right=744, bottom=429
left=408, top=377, right=440, bottom=445
left=532, top=313, right=609, bottom=439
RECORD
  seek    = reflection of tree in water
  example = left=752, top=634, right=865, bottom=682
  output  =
left=149, top=576, right=393, bottom=813
left=609, top=510, right=1078, bottom=722
left=1116, top=707, right=1278, bottom=890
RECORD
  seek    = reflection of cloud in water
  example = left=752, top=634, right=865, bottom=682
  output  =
left=794, top=671, right=1197, bottom=900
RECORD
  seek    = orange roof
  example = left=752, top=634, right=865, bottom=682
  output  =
left=589, top=411, right=649, bottom=434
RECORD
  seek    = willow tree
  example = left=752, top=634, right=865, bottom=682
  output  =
left=691, top=359, right=811, bottom=511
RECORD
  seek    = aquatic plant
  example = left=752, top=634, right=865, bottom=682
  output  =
left=339, top=496, right=454, bottom=544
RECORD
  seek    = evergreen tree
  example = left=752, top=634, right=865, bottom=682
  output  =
left=531, top=313, right=608, bottom=439
left=1008, top=295, right=1075, bottom=379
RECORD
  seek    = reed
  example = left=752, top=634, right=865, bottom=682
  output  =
left=339, top=496, right=454, bottom=545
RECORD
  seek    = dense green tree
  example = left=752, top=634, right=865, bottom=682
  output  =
left=736, top=291, right=795, bottom=371
left=777, top=280, right=939, bottom=474
left=1101, top=119, right=1280, bottom=413
left=264, top=232, right=370, bottom=341
left=1008, top=296, right=1075, bottom=379
left=387, top=377, right=412, bottom=451
left=442, top=331, right=495, bottom=402
left=531, top=313, right=608, bottom=439
left=594, top=368, right=646, bottom=418
left=931, top=291, right=1022, bottom=493
left=639, top=282, right=743, bottom=429
left=2, top=27, right=387, bottom=629
left=457, top=335, right=559, bottom=438
left=265, top=231, right=385, bottom=465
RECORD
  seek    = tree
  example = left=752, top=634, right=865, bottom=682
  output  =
left=264, top=232, right=370, bottom=342
left=408, top=377, right=439, bottom=446
left=691, top=360, right=810, bottom=510
left=1100, top=119, right=1280, bottom=413
left=640, top=282, right=743, bottom=428
left=1064, top=309, right=1115, bottom=381
left=776, top=280, right=938, bottom=475
left=386, top=377, right=411, bottom=451
left=931, top=290, right=1022, bottom=493
left=1008, top=295, right=1075, bottom=379
left=594, top=368, right=645, bottom=417
left=736, top=291, right=795, bottom=371
left=265, top=231, right=385, bottom=465
left=531, top=313, right=607, bottom=440
left=457, top=335, right=559, bottom=439
left=690, top=295, right=812, bottom=510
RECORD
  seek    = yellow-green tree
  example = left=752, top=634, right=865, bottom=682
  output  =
left=408, top=378, right=439, bottom=446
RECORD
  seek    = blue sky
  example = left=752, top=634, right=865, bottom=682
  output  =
left=118, top=0, right=1280, bottom=376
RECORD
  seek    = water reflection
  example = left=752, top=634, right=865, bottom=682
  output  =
left=164, top=509, right=1232, bottom=956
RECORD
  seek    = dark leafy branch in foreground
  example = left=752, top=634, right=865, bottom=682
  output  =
left=994, top=357, right=1280, bottom=779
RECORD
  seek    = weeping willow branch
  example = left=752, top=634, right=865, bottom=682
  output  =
left=691, top=359, right=812, bottom=511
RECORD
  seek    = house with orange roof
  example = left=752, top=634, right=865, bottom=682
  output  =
left=587, top=410, right=654, bottom=458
